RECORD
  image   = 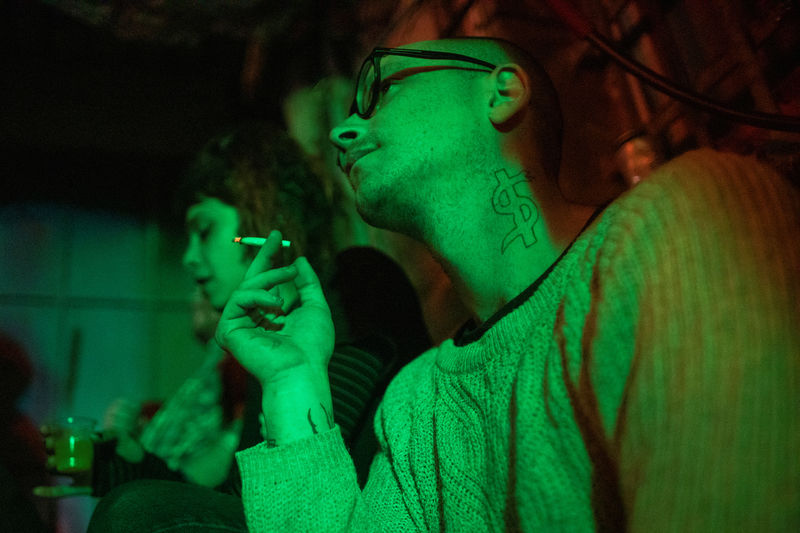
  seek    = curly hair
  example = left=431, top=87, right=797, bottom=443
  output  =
left=178, top=121, right=334, bottom=278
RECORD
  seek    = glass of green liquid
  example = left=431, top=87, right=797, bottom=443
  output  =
left=52, top=416, right=95, bottom=473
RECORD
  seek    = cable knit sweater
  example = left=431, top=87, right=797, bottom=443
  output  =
left=236, top=149, right=800, bottom=531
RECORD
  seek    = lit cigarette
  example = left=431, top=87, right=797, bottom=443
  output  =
left=233, top=236, right=291, bottom=248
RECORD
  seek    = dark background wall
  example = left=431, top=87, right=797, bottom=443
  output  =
left=1, top=0, right=265, bottom=219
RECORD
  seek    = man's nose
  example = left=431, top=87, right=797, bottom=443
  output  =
left=329, top=115, right=366, bottom=152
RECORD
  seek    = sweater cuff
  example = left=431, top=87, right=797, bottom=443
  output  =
left=235, top=426, right=360, bottom=531
left=236, top=425, right=352, bottom=482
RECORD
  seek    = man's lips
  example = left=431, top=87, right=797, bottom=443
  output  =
left=341, top=147, right=375, bottom=176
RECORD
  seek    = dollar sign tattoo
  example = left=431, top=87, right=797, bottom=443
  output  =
left=492, top=169, right=539, bottom=253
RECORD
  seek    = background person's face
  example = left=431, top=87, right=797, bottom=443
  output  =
left=182, top=197, right=251, bottom=310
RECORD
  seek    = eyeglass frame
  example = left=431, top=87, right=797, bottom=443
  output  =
left=351, top=47, right=498, bottom=119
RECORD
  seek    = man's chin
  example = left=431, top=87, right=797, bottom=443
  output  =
left=355, top=195, right=402, bottom=234
left=354, top=194, right=378, bottom=226
left=347, top=166, right=363, bottom=193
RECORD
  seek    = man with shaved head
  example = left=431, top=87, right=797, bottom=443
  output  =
left=218, top=38, right=799, bottom=531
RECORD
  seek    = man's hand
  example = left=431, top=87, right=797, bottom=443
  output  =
left=215, top=230, right=334, bottom=384
left=215, top=231, right=336, bottom=446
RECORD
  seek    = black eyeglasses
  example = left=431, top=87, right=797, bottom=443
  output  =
left=351, top=47, right=497, bottom=119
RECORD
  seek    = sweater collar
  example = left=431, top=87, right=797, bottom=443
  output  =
left=452, top=205, right=606, bottom=348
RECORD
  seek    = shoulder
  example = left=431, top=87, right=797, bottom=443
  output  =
left=560, top=149, right=799, bottom=433
left=584, top=151, right=800, bottom=529
left=610, top=149, right=795, bottom=229
left=587, top=149, right=798, bottom=275
left=586, top=148, right=800, bottom=315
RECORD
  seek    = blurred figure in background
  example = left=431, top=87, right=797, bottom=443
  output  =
left=1, top=333, right=55, bottom=532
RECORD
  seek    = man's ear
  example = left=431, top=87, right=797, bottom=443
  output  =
left=488, top=64, right=530, bottom=128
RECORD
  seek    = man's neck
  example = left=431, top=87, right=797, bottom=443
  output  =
left=422, top=169, right=596, bottom=324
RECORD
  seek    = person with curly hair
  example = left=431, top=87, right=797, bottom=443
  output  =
left=48, top=121, right=432, bottom=532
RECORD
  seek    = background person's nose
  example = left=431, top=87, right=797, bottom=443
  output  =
left=182, top=239, right=200, bottom=272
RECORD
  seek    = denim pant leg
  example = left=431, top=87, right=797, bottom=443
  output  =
left=87, top=479, right=247, bottom=533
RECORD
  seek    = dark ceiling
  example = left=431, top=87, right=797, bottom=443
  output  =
left=0, top=0, right=260, bottom=219
left=2, top=0, right=798, bottom=218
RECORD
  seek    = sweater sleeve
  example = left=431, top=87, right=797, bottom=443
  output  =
left=585, top=150, right=800, bottom=530
left=235, top=426, right=361, bottom=532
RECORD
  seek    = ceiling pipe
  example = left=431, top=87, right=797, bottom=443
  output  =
left=542, top=0, right=800, bottom=132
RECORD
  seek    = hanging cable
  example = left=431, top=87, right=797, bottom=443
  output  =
left=543, top=0, right=800, bottom=133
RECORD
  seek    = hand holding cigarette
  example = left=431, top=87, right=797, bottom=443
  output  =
left=215, top=230, right=335, bottom=447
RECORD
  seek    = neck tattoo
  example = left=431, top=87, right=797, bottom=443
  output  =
left=491, top=169, right=540, bottom=253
